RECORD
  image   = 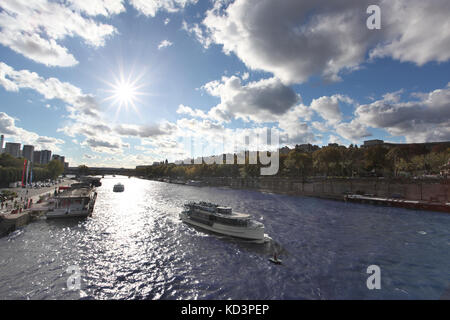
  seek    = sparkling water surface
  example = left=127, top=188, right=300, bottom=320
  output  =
left=0, top=177, right=449, bottom=299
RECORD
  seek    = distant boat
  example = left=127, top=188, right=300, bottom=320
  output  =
left=113, top=183, right=124, bottom=192
left=269, top=257, right=282, bottom=265
left=186, top=180, right=202, bottom=186
left=269, top=252, right=282, bottom=265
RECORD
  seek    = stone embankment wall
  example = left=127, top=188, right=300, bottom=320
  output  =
left=0, top=212, right=30, bottom=237
left=204, top=177, right=450, bottom=203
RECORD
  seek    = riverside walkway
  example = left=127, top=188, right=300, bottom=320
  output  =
left=0, top=179, right=73, bottom=236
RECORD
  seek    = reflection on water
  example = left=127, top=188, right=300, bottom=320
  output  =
left=0, top=176, right=449, bottom=299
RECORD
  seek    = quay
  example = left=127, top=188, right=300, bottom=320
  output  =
left=0, top=178, right=73, bottom=237
left=0, top=212, right=30, bottom=236
left=152, top=176, right=450, bottom=214
left=345, top=194, right=450, bottom=213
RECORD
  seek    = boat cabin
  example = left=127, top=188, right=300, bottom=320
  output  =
left=217, top=207, right=232, bottom=214
left=54, top=188, right=93, bottom=211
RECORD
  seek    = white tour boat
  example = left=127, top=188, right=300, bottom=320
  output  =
left=113, top=183, right=124, bottom=192
left=179, top=202, right=266, bottom=242
left=46, top=186, right=97, bottom=219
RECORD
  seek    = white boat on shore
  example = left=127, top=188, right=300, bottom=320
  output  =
left=46, top=187, right=97, bottom=219
left=113, top=183, right=124, bottom=192
left=179, top=202, right=266, bottom=242
left=185, top=180, right=202, bottom=186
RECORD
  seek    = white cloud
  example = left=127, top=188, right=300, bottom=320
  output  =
left=59, top=115, right=129, bottom=155
left=328, top=134, right=343, bottom=145
left=356, top=83, right=450, bottom=142
left=158, top=39, right=173, bottom=50
left=311, top=121, right=331, bottom=133
left=0, top=62, right=102, bottom=118
left=0, top=63, right=136, bottom=155
left=335, top=120, right=372, bottom=142
left=81, top=136, right=128, bottom=154
left=201, top=75, right=300, bottom=123
left=0, top=112, right=65, bottom=151
left=130, top=0, right=198, bottom=17
left=176, top=104, right=208, bottom=119
left=67, top=0, right=125, bottom=16
left=114, top=122, right=177, bottom=138
left=369, top=1, right=450, bottom=66
left=200, top=0, right=450, bottom=84
left=182, top=20, right=213, bottom=49
left=310, top=94, right=354, bottom=125
left=0, top=0, right=118, bottom=67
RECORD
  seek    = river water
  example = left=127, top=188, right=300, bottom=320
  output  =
left=0, top=176, right=449, bottom=300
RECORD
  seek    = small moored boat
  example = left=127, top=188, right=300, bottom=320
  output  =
left=186, top=180, right=202, bottom=186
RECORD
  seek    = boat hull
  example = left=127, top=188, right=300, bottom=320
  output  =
left=46, top=210, right=91, bottom=219
left=179, top=212, right=265, bottom=242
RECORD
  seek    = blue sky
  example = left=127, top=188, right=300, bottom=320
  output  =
left=0, top=0, right=449, bottom=168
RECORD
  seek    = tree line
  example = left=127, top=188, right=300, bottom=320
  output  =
left=0, top=153, right=64, bottom=187
left=135, top=144, right=450, bottom=180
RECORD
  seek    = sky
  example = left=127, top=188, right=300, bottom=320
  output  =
left=0, top=0, right=449, bottom=168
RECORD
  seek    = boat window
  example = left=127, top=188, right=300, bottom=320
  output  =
left=217, top=207, right=232, bottom=214
left=215, top=216, right=248, bottom=226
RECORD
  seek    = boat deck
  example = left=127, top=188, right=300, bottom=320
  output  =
left=55, top=188, right=93, bottom=199
left=215, top=211, right=250, bottom=219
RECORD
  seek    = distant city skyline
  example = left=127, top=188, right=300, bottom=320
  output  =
left=0, top=134, right=67, bottom=167
left=0, top=0, right=449, bottom=168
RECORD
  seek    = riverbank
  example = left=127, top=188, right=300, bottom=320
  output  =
left=0, top=178, right=73, bottom=237
left=1, top=176, right=449, bottom=299
left=152, top=176, right=450, bottom=213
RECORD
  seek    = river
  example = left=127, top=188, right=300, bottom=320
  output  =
left=0, top=176, right=449, bottom=299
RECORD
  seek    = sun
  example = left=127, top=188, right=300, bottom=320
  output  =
left=114, top=81, right=137, bottom=106
left=102, top=69, right=147, bottom=116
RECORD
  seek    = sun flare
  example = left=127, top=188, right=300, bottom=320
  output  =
left=114, top=81, right=137, bottom=106
left=102, top=69, right=148, bottom=116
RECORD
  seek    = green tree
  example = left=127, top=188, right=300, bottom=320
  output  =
left=364, top=145, right=388, bottom=173
left=312, top=147, right=343, bottom=176
left=386, top=147, right=408, bottom=176
left=77, top=165, right=90, bottom=176
left=47, top=160, right=64, bottom=179
left=343, top=145, right=364, bottom=177
left=0, top=153, right=24, bottom=167
left=284, top=151, right=312, bottom=177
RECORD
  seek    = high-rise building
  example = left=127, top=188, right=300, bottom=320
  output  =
left=0, top=135, right=4, bottom=153
left=22, top=145, right=34, bottom=161
left=33, top=151, right=42, bottom=164
left=40, top=150, right=52, bottom=164
left=5, top=142, right=21, bottom=158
